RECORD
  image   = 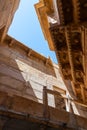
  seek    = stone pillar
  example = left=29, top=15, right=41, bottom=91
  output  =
left=43, top=86, right=49, bottom=120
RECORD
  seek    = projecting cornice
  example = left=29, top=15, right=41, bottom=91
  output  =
left=35, top=0, right=87, bottom=103
left=35, top=0, right=55, bottom=50
left=49, top=25, right=87, bottom=102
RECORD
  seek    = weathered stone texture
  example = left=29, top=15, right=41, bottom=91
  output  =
left=0, top=0, right=20, bottom=41
left=0, top=0, right=20, bottom=28
left=0, top=36, right=87, bottom=118
left=0, top=92, right=87, bottom=130
left=0, top=36, right=66, bottom=108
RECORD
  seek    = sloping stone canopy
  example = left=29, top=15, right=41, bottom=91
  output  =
left=35, top=0, right=87, bottom=104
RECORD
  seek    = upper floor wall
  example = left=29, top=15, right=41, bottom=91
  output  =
left=0, top=35, right=87, bottom=118
left=0, top=35, right=66, bottom=108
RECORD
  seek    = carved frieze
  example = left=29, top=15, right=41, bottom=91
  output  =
left=79, top=0, right=87, bottom=22
left=75, top=71, right=84, bottom=84
left=70, top=32, right=82, bottom=51
left=57, top=0, right=87, bottom=25
left=72, top=53, right=83, bottom=72
left=50, top=23, right=86, bottom=102
left=74, top=83, right=80, bottom=89
left=58, top=52, right=69, bottom=64
left=58, top=52, right=72, bottom=80
left=57, top=0, right=73, bottom=25
left=50, top=25, right=72, bottom=80
left=50, top=26, right=67, bottom=51
left=62, top=68, right=72, bottom=80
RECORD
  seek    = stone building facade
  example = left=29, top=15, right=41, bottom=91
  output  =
left=0, top=0, right=87, bottom=129
left=35, top=0, right=87, bottom=119
left=0, top=35, right=66, bottom=108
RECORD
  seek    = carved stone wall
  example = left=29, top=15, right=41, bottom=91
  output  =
left=35, top=0, right=87, bottom=118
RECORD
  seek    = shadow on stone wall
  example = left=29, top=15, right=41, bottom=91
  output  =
left=0, top=38, right=57, bottom=105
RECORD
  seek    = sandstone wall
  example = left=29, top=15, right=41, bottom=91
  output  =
left=0, top=0, right=20, bottom=29
left=0, top=0, right=20, bottom=42
left=1, top=35, right=87, bottom=118
left=0, top=35, right=66, bottom=108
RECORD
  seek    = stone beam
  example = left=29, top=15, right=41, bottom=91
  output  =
left=0, top=91, right=87, bottom=129
left=35, top=0, right=55, bottom=50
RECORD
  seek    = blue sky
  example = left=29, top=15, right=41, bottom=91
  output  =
left=8, top=0, right=57, bottom=63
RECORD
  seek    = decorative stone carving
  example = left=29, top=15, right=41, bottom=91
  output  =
left=75, top=71, right=84, bottom=84
left=62, top=68, right=72, bottom=80
left=57, top=0, right=87, bottom=25
left=36, top=0, right=87, bottom=104
left=72, top=53, right=83, bottom=71
left=57, top=0, right=73, bottom=25
left=79, top=0, right=87, bottom=22
left=50, top=26, right=67, bottom=51
left=70, top=32, right=82, bottom=51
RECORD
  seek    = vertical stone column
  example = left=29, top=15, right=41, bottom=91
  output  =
left=43, top=86, right=50, bottom=120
